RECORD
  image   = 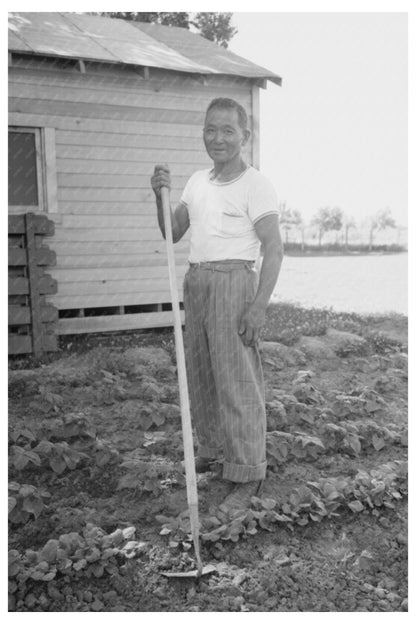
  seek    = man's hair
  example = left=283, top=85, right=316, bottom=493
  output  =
left=205, top=98, right=248, bottom=131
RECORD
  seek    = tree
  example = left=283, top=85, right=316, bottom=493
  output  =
left=311, top=206, right=343, bottom=247
left=342, top=214, right=356, bottom=251
left=192, top=13, right=237, bottom=48
left=90, top=12, right=237, bottom=47
left=368, top=208, right=396, bottom=251
left=91, top=12, right=190, bottom=28
left=279, top=203, right=303, bottom=245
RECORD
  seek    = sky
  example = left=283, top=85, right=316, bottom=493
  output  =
left=229, top=12, right=408, bottom=227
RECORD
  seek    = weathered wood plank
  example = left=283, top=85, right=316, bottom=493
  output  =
left=9, top=98, right=206, bottom=125
left=9, top=82, right=251, bottom=113
left=10, top=113, right=206, bottom=140
left=48, top=240, right=189, bottom=256
left=9, top=66, right=251, bottom=96
left=10, top=57, right=251, bottom=81
left=44, top=127, right=59, bottom=213
left=56, top=145, right=211, bottom=165
left=251, top=85, right=260, bottom=169
left=53, top=253, right=188, bottom=269
left=8, top=304, right=58, bottom=325
left=9, top=277, right=29, bottom=295
left=58, top=188, right=160, bottom=203
left=9, top=275, right=57, bottom=296
left=49, top=227, right=172, bottom=242
left=50, top=290, right=180, bottom=309
left=56, top=161, right=202, bottom=177
left=8, top=214, right=55, bottom=236
left=50, top=278, right=179, bottom=296
left=58, top=201, right=156, bottom=215
left=57, top=310, right=183, bottom=335
left=50, top=265, right=188, bottom=282
left=8, top=335, right=32, bottom=355
left=61, top=214, right=158, bottom=229
left=56, top=173, right=190, bottom=188
left=8, top=247, right=56, bottom=266
left=8, top=334, right=58, bottom=355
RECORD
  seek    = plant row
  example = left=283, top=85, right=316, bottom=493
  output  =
left=159, top=460, right=407, bottom=546
left=8, top=523, right=144, bottom=611
left=266, top=416, right=406, bottom=468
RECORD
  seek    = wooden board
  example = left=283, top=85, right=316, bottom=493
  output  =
left=61, top=214, right=159, bottom=229
left=8, top=334, right=58, bottom=355
left=57, top=310, right=183, bottom=335
left=8, top=214, right=55, bottom=236
left=49, top=228, right=171, bottom=242
left=8, top=247, right=56, bottom=267
left=49, top=277, right=179, bottom=296
left=56, top=162, right=200, bottom=178
left=49, top=240, right=189, bottom=256
left=50, top=265, right=188, bottom=282
left=9, top=275, right=57, bottom=296
left=9, top=304, right=58, bottom=325
left=50, top=290, right=179, bottom=309
left=9, top=81, right=250, bottom=114
left=56, top=173, right=190, bottom=189
left=9, top=98, right=207, bottom=125
left=52, top=253, right=189, bottom=269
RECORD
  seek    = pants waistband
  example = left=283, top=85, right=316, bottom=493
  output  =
left=189, top=260, right=255, bottom=272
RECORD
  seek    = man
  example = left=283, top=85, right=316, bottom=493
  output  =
left=151, top=97, right=283, bottom=511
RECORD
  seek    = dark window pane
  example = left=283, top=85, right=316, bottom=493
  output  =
left=8, top=132, right=39, bottom=205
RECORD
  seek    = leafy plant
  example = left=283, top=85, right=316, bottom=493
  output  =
left=29, top=384, right=65, bottom=414
left=9, top=414, right=120, bottom=475
left=8, top=482, right=50, bottom=525
left=8, top=523, right=146, bottom=610
left=159, top=461, right=407, bottom=546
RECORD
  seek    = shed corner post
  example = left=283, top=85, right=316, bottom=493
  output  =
left=251, top=84, right=260, bottom=169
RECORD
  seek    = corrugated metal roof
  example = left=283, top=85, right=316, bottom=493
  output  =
left=8, top=12, right=281, bottom=86
left=134, top=22, right=282, bottom=85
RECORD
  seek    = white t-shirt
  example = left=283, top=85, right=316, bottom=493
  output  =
left=180, top=166, right=280, bottom=263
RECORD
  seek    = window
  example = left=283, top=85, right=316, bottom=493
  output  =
left=8, top=127, right=45, bottom=212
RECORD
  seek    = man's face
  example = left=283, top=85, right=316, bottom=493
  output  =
left=203, top=107, right=249, bottom=165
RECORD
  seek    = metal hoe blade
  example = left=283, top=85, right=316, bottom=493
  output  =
left=161, top=564, right=217, bottom=579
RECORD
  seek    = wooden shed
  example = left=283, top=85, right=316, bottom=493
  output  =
left=8, top=12, right=281, bottom=339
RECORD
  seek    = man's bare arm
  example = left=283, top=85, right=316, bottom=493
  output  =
left=151, top=165, right=190, bottom=242
left=239, top=214, right=284, bottom=346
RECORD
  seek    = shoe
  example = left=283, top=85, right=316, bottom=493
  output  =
left=194, top=456, right=215, bottom=473
left=219, top=480, right=263, bottom=513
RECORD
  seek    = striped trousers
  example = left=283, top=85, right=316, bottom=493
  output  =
left=183, top=261, right=267, bottom=483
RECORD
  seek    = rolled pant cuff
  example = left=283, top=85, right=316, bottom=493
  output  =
left=223, top=460, right=267, bottom=483
left=197, top=444, right=222, bottom=460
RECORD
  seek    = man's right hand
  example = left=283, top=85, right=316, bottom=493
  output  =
left=151, top=164, right=171, bottom=199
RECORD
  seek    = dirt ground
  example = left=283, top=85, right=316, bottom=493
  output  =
left=8, top=315, right=408, bottom=612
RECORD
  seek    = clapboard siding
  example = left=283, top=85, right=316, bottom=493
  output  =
left=50, top=228, right=174, bottom=242
left=49, top=240, right=189, bottom=255
left=10, top=81, right=252, bottom=113
left=53, top=289, right=178, bottom=307
left=59, top=202, right=158, bottom=215
left=11, top=56, right=251, bottom=89
left=53, top=294, right=175, bottom=311
left=57, top=146, right=211, bottom=164
left=52, top=266, right=188, bottom=282
left=9, top=58, right=255, bottom=329
left=58, top=311, right=185, bottom=335
left=56, top=254, right=188, bottom=269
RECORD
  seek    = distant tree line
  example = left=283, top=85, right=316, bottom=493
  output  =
left=279, top=205, right=403, bottom=252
